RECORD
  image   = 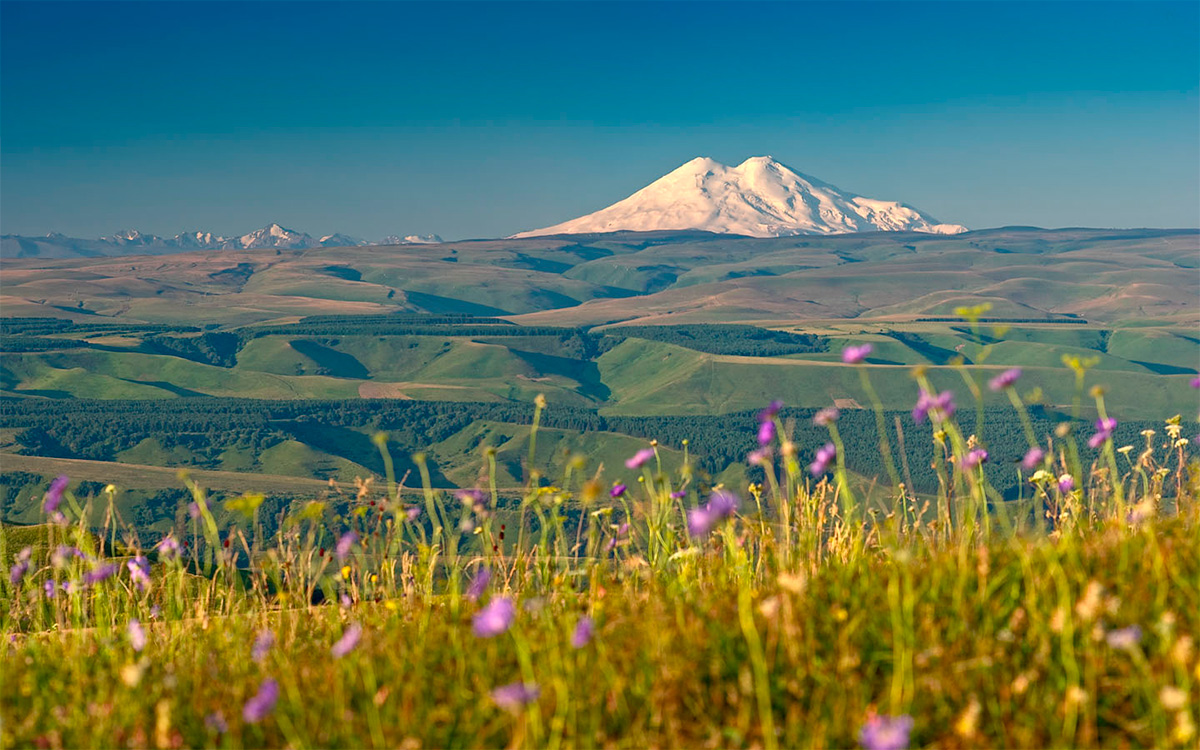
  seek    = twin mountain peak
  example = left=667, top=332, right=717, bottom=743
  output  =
left=515, top=156, right=967, bottom=238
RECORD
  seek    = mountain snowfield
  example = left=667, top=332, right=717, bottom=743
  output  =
left=514, top=156, right=967, bottom=238
left=1, top=224, right=444, bottom=258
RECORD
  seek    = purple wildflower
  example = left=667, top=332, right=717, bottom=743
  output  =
left=466, top=566, right=492, bottom=602
left=82, top=563, right=119, bottom=586
left=405, top=506, right=421, bottom=522
left=155, top=536, right=180, bottom=561
left=491, top=682, right=540, bottom=712
left=51, top=545, right=81, bottom=568
left=128, top=619, right=147, bottom=652
left=813, top=406, right=839, bottom=426
left=1192, top=376, right=1200, bottom=388
left=757, top=400, right=784, bottom=422
left=687, top=490, right=739, bottom=537
left=1088, top=417, right=1117, bottom=449
left=252, top=629, right=274, bottom=663
left=473, top=597, right=517, bottom=638
left=988, top=368, right=1022, bottom=392
left=625, top=448, right=656, bottom=470
left=9, top=562, right=28, bottom=586
left=331, top=623, right=362, bottom=658
left=43, top=579, right=57, bottom=598
left=757, top=420, right=776, bottom=447
left=571, top=615, right=595, bottom=649
left=669, top=490, right=687, bottom=500
left=859, top=713, right=914, bottom=750
left=603, top=522, right=630, bottom=553
left=335, top=531, right=357, bottom=562
left=1057, top=474, right=1076, bottom=493
left=242, top=678, right=279, bottom=723
left=1021, top=447, right=1045, bottom=472
left=1106, top=625, right=1142, bottom=650
left=747, top=447, right=772, bottom=465
left=205, top=712, right=228, bottom=734
left=842, top=344, right=873, bottom=364
left=457, top=489, right=488, bottom=516
left=609, top=483, right=627, bottom=499
left=43, top=475, right=69, bottom=515
left=127, top=556, right=151, bottom=591
left=960, top=449, right=989, bottom=471
left=912, top=389, right=956, bottom=423
left=187, top=502, right=201, bottom=520
left=809, top=443, right=836, bottom=478
left=9, top=547, right=32, bottom=585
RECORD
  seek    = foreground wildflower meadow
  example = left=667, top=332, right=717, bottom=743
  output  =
left=3, top=340, right=1199, bottom=749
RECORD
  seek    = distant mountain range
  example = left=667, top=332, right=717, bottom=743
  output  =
left=0, top=224, right=444, bottom=259
left=514, top=156, right=968, bottom=238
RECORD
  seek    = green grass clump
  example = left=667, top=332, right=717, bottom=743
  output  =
left=2, top=355, right=1199, bottom=749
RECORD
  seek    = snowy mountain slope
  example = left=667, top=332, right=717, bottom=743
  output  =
left=1, top=225, right=441, bottom=258
left=513, top=156, right=967, bottom=238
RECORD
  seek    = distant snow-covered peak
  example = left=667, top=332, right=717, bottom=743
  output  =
left=513, top=156, right=967, bottom=238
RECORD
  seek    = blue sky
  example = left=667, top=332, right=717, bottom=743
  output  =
left=2, top=1, right=1197, bottom=240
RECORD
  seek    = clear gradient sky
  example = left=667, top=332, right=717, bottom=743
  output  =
left=2, top=1, right=1197, bottom=240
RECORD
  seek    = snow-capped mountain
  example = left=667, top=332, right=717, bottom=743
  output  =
left=514, top=156, right=967, bottom=238
left=2, top=224, right=446, bottom=258
left=380, top=234, right=444, bottom=245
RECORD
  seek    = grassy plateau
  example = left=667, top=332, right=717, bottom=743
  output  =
left=3, top=340, right=1199, bottom=749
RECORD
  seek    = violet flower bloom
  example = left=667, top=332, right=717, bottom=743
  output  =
left=43, top=579, right=57, bottom=599
left=609, top=484, right=627, bottom=499
left=1057, top=474, right=1076, bottom=493
left=252, top=629, right=275, bottom=664
left=1088, top=417, right=1117, bottom=449
left=1021, top=447, right=1045, bottom=472
left=1192, top=376, right=1200, bottom=389
left=83, top=563, right=119, bottom=586
left=155, top=536, right=180, bottom=561
left=858, top=713, right=914, bottom=750
left=128, top=619, right=147, bottom=652
left=687, top=490, right=739, bottom=537
left=331, top=623, right=362, bottom=658
left=205, top=712, right=228, bottom=734
left=912, top=389, right=956, bottom=424
left=809, top=443, right=836, bottom=478
left=1106, top=625, right=1142, bottom=650
left=571, top=615, right=595, bottom=649
left=747, top=448, right=772, bottom=465
left=960, top=449, right=989, bottom=471
left=603, top=523, right=630, bottom=553
left=457, top=489, right=489, bottom=517
left=51, top=545, right=81, bottom=569
left=9, top=547, right=32, bottom=585
left=466, top=566, right=492, bottom=602
left=473, top=597, right=517, bottom=638
left=242, top=678, right=279, bottom=723
left=187, top=502, right=202, bottom=520
left=335, top=532, right=357, bottom=562
left=988, top=368, right=1022, bottom=392
left=757, top=420, right=776, bottom=447
left=127, top=556, right=151, bottom=591
left=405, top=506, right=421, bottom=522
left=813, top=407, right=840, bottom=426
left=757, top=400, right=784, bottom=422
left=669, top=490, right=687, bottom=500
left=625, top=448, right=656, bottom=470
left=43, top=475, right=69, bottom=515
left=842, top=344, right=873, bottom=364
left=491, top=682, right=540, bottom=712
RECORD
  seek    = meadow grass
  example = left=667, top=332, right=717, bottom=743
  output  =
left=3, top=347, right=1199, bottom=749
